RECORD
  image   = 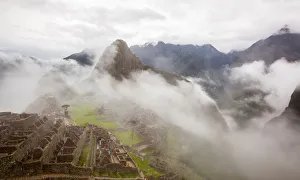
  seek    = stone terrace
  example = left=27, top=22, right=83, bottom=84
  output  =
left=0, top=112, right=145, bottom=179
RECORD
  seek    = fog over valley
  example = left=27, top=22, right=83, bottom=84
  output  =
left=1, top=1, right=300, bottom=179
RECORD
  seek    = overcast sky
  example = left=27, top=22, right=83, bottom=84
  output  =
left=0, top=0, right=300, bottom=59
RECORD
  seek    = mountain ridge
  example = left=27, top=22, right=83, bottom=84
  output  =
left=66, top=26, right=300, bottom=76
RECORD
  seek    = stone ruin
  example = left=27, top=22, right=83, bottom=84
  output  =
left=0, top=112, right=142, bottom=179
left=90, top=124, right=140, bottom=176
left=0, top=112, right=71, bottom=176
left=0, top=93, right=180, bottom=179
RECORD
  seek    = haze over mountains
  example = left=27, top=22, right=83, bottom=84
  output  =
left=65, top=26, right=300, bottom=77
left=50, top=26, right=300, bottom=129
left=1, top=26, right=300, bottom=129
left=2, top=24, right=300, bottom=179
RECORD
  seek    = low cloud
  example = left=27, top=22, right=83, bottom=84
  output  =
left=230, top=59, right=300, bottom=114
left=2, top=47, right=300, bottom=179
left=0, top=51, right=92, bottom=112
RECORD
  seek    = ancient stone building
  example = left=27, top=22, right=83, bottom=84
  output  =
left=0, top=112, right=141, bottom=179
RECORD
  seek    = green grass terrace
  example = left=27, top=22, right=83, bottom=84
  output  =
left=112, top=130, right=142, bottom=147
left=70, top=104, right=142, bottom=147
left=129, top=153, right=163, bottom=178
left=70, top=104, right=119, bottom=129
left=69, top=104, right=164, bottom=178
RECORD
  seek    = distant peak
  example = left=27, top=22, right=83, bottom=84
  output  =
left=202, top=44, right=217, bottom=49
left=274, top=24, right=291, bottom=35
left=138, top=41, right=160, bottom=48
left=157, top=41, right=165, bottom=45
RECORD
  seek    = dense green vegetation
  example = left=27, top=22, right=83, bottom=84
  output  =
left=129, top=153, right=163, bottom=177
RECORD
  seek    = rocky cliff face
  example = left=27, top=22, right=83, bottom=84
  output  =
left=93, top=39, right=144, bottom=79
left=265, top=87, right=300, bottom=131
left=288, top=88, right=300, bottom=115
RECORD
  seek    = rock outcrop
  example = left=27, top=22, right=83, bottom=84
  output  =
left=265, top=87, right=300, bottom=131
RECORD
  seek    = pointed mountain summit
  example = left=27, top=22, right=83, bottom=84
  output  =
left=93, top=39, right=185, bottom=85
left=274, top=24, right=291, bottom=35
left=92, top=39, right=228, bottom=130
left=232, top=25, right=300, bottom=65
left=63, top=49, right=95, bottom=66
left=64, top=26, right=300, bottom=76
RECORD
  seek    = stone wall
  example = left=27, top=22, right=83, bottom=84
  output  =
left=87, top=133, right=96, bottom=167
left=0, top=115, right=55, bottom=176
left=93, top=163, right=138, bottom=174
left=42, top=124, right=66, bottom=163
left=93, top=166, right=106, bottom=173
left=57, top=154, right=74, bottom=163
left=42, top=163, right=92, bottom=176
left=9, top=114, right=38, bottom=129
left=22, top=160, right=43, bottom=175
left=0, top=155, right=14, bottom=176
left=12, top=117, right=55, bottom=161
left=72, top=130, right=87, bottom=165
left=0, top=146, right=17, bottom=154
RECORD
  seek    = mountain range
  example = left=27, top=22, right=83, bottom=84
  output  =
left=65, top=25, right=300, bottom=76
left=1, top=25, right=300, bottom=129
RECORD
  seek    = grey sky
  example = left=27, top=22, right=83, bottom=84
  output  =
left=0, top=0, right=300, bottom=59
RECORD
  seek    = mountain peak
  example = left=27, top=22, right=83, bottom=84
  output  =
left=139, top=42, right=159, bottom=48
left=93, top=39, right=144, bottom=80
left=63, top=49, right=95, bottom=66
left=157, top=41, right=165, bottom=46
left=274, top=24, right=291, bottom=35
left=201, top=44, right=218, bottom=51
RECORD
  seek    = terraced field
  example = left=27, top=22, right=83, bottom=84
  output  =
left=70, top=104, right=119, bottom=129
left=129, top=153, right=163, bottom=178
left=69, top=104, right=164, bottom=178
left=112, top=130, right=142, bottom=146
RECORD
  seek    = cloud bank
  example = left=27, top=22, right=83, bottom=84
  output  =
left=1, top=0, right=300, bottom=58
left=2, top=47, right=300, bottom=179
